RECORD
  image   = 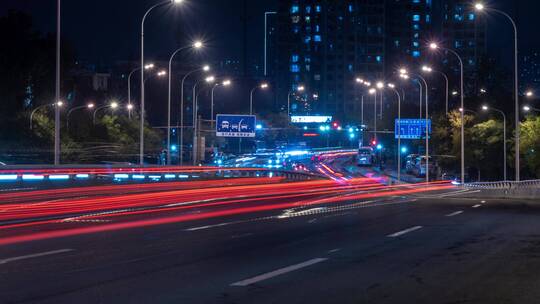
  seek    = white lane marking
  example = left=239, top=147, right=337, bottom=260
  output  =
left=184, top=222, right=231, bottom=231
left=0, top=249, right=74, bottom=265
left=230, top=258, right=328, bottom=287
left=387, top=226, right=423, bottom=238
left=328, top=248, right=341, bottom=254
left=446, top=211, right=464, bottom=217
left=472, top=204, right=482, bottom=208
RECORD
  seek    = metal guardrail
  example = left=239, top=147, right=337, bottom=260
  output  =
left=465, top=180, right=540, bottom=190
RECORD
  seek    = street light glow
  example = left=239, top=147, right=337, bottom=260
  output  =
left=399, top=74, right=410, bottom=80
left=422, top=65, right=433, bottom=72
left=203, top=65, right=210, bottom=72
left=399, top=68, right=408, bottom=74
left=480, top=88, right=487, bottom=94
left=364, top=81, right=371, bottom=87
left=356, top=77, right=364, bottom=83
left=56, top=101, right=64, bottom=107
left=172, top=0, right=184, bottom=4
left=452, top=91, right=459, bottom=96
left=260, top=83, right=269, bottom=89
left=222, top=79, right=232, bottom=86
left=297, top=85, right=305, bottom=92
left=205, top=76, right=216, bottom=83
left=429, top=43, right=438, bottom=50
left=144, top=63, right=155, bottom=70
left=369, top=88, right=376, bottom=95
left=376, top=82, right=384, bottom=89
left=482, top=105, right=489, bottom=111
left=388, top=83, right=395, bottom=89
left=87, top=103, right=95, bottom=109
left=474, top=3, right=485, bottom=11
left=193, top=41, right=204, bottom=49
left=110, top=102, right=119, bottom=109
left=127, top=104, right=134, bottom=110
left=524, top=106, right=531, bottom=112
left=157, top=70, right=167, bottom=77
left=526, top=90, right=534, bottom=97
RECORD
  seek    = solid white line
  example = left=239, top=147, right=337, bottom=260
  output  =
left=472, top=204, right=482, bottom=208
left=328, top=248, right=341, bottom=254
left=387, top=226, right=423, bottom=238
left=446, top=211, right=464, bottom=217
left=0, top=249, right=74, bottom=265
left=230, top=258, right=328, bottom=286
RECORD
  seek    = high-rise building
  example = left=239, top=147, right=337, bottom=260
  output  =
left=386, top=0, right=434, bottom=68
left=521, top=52, right=540, bottom=92
left=440, top=0, right=486, bottom=92
left=275, top=0, right=385, bottom=123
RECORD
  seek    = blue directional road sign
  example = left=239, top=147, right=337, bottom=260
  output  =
left=395, top=119, right=432, bottom=139
left=216, top=114, right=257, bottom=138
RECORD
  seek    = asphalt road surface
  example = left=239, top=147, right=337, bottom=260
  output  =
left=2, top=187, right=540, bottom=304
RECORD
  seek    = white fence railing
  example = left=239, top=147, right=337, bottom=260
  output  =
left=465, top=180, right=540, bottom=190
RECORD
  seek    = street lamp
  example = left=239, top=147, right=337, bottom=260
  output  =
left=250, top=82, right=270, bottom=115
left=368, top=88, right=378, bottom=141
left=388, top=83, right=402, bottom=182
left=287, top=85, right=305, bottom=116
left=526, top=90, right=534, bottom=97
left=93, top=101, right=119, bottom=125
left=402, top=70, right=430, bottom=183
left=423, top=65, right=450, bottom=115
left=400, top=68, right=423, bottom=118
left=482, top=105, right=507, bottom=181
left=211, top=79, right=232, bottom=128
left=30, top=102, right=63, bottom=130
left=66, top=103, right=95, bottom=130
left=475, top=3, right=520, bottom=181
left=128, top=63, right=154, bottom=118
left=166, top=41, right=204, bottom=165
left=430, top=42, right=465, bottom=184
left=179, top=65, right=210, bottom=165
left=192, top=75, right=216, bottom=165
left=140, top=0, right=185, bottom=165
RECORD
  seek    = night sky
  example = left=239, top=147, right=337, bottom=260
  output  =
left=1, top=0, right=539, bottom=68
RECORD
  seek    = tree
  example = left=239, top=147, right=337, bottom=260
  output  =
left=520, top=115, right=540, bottom=178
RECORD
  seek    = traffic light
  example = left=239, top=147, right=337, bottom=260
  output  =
left=371, top=140, right=377, bottom=146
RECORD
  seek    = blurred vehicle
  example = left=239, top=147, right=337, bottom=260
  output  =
left=405, top=154, right=419, bottom=174
left=357, top=147, right=374, bottom=166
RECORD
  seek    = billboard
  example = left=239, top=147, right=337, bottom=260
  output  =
left=290, top=116, right=332, bottom=124
left=216, top=114, right=256, bottom=138
left=395, top=119, right=432, bottom=139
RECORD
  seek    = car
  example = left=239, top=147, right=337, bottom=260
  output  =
left=240, top=124, right=248, bottom=131
left=357, top=147, right=374, bottom=166
left=221, top=121, right=230, bottom=129
left=231, top=124, right=239, bottom=131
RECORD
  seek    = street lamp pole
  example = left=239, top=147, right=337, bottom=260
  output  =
left=140, top=0, right=177, bottom=166
left=476, top=4, right=520, bottom=181
left=179, top=65, right=209, bottom=166
left=434, top=70, right=449, bottom=115
left=487, top=106, right=507, bottom=181
left=388, top=84, right=402, bottom=182
left=30, top=103, right=56, bottom=130
left=54, top=0, right=61, bottom=165
left=431, top=44, right=465, bottom=184
left=167, top=42, right=202, bottom=165
left=66, top=104, right=94, bottom=131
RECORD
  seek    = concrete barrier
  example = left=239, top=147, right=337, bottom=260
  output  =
left=464, top=180, right=540, bottom=199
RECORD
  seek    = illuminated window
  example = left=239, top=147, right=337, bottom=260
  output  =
left=316, top=5, right=321, bottom=13
left=291, top=54, right=299, bottom=62
left=314, top=35, right=322, bottom=42
left=412, top=51, right=421, bottom=57
left=413, top=15, right=420, bottom=22
left=291, top=5, right=299, bottom=14
left=290, top=64, right=300, bottom=73
left=468, top=13, right=475, bottom=21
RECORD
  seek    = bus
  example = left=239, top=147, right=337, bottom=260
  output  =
left=357, top=147, right=375, bottom=166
